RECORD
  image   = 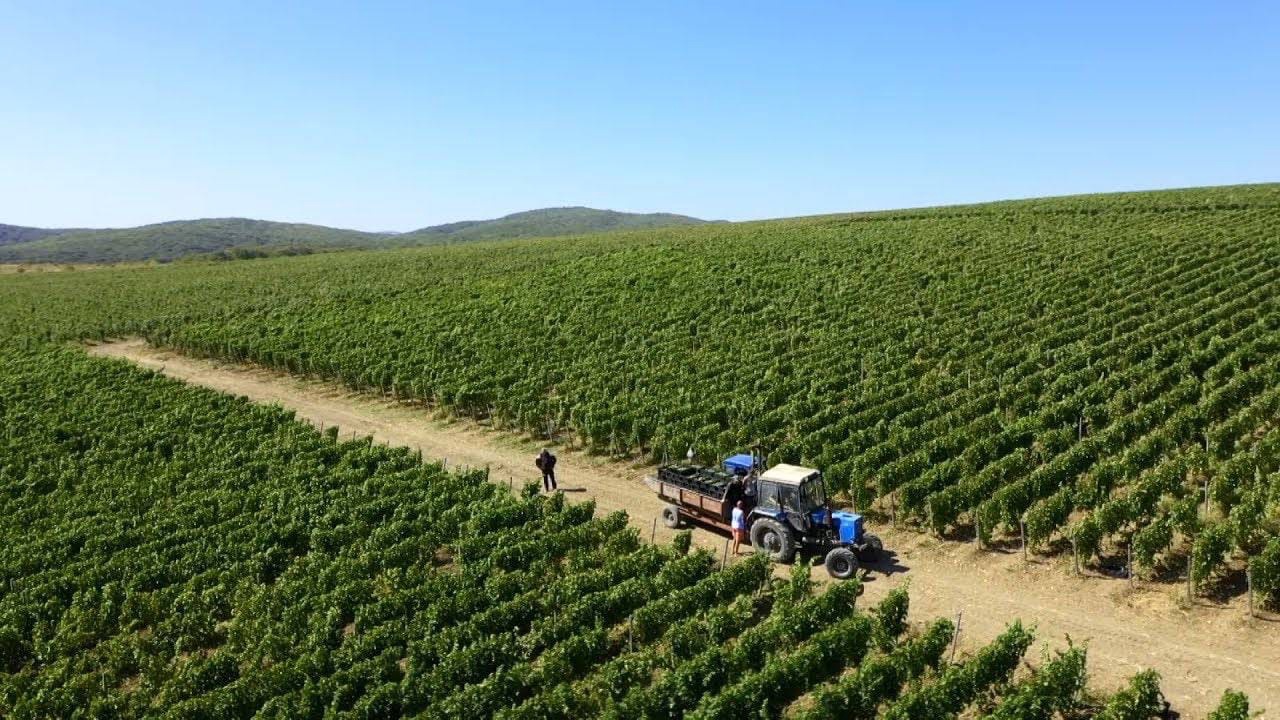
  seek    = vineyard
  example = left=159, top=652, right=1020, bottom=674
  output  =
left=2, top=350, right=1257, bottom=718
left=1, top=184, right=1277, bottom=715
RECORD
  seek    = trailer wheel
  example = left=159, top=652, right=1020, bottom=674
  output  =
left=750, top=519, right=797, bottom=563
left=661, top=504, right=682, bottom=529
left=825, top=547, right=859, bottom=579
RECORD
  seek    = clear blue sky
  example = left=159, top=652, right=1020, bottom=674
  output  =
left=2, top=2, right=1276, bottom=231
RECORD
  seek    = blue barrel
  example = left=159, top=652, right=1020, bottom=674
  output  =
left=722, top=453, right=755, bottom=475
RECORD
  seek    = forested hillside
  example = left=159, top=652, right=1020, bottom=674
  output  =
left=0, top=208, right=709, bottom=264
left=0, top=223, right=76, bottom=247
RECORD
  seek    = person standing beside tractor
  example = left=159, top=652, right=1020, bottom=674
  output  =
left=535, top=448, right=558, bottom=492
left=731, top=500, right=746, bottom=554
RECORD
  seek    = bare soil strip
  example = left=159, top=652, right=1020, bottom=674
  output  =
left=88, top=338, right=1280, bottom=716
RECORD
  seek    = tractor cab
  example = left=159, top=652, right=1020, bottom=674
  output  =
left=752, top=464, right=830, bottom=534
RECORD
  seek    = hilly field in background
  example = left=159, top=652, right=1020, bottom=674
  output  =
left=0, top=206, right=711, bottom=264
left=0, top=223, right=81, bottom=248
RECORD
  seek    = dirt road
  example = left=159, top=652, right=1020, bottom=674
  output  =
left=89, top=339, right=1279, bottom=717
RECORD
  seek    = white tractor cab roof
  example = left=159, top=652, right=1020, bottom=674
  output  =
left=759, top=463, right=821, bottom=485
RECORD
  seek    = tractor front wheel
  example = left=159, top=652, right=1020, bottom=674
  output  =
left=750, top=518, right=797, bottom=563
left=825, top=547, right=859, bottom=579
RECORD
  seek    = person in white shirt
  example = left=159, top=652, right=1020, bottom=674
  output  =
left=731, top=500, right=747, bottom=555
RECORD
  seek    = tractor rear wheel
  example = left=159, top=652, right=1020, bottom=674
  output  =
left=661, top=504, right=682, bottom=529
left=825, top=547, right=859, bottom=579
left=859, top=533, right=883, bottom=562
left=750, top=518, right=797, bottom=563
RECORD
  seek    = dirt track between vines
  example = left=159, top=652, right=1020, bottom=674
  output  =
left=89, top=339, right=1279, bottom=717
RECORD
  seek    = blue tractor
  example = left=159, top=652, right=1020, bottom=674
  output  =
left=649, top=449, right=882, bottom=579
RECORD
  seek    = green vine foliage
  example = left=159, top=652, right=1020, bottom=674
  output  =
left=1, top=186, right=1274, bottom=715
left=1207, top=689, right=1251, bottom=720
left=1095, top=669, right=1165, bottom=720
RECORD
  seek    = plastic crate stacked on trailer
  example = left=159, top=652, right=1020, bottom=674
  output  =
left=657, top=464, right=736, bottom=497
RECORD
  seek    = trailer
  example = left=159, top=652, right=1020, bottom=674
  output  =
left=645, top=462, right=748, bottom=532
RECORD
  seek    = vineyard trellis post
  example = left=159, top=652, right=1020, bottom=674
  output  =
left=949, top=610, right=963, bottom=663
left=1186, top=548, right=1194, bottom=603
left=721, top=538, right=730, bottom=569
left=1202, top=479, right=1209, bottom=519
left=975, top=514, right=982, bottom=551
left=1071, top=538, right=1080, bottom=576
left=650, top=517, right=657, bottom=544
left=1019, top=519, right=1027, bottom=568
left=1247, top=565, right=1254, bottom=618
left=1127, top=545, right=1134, bottom=588
left=890, top=492, right=898, bottom=528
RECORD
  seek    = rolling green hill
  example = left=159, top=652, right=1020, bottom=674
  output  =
left=0, top=207, right=711, bottom=264
left=0, top=218, right=387, bottom=264
left=397, top=206, right=711, bottom=244
left=0, top=223, right=82, bottom=248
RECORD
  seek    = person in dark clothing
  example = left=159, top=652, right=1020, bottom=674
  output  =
left=535, top=448, right=557, bottom=491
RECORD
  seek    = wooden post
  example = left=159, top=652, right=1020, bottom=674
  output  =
left=1202, top=480, right=1209, bottom=519
left=1072, top=538, right=1080, bottom=576
left=890, top=492, right=898, bottom=528
left=628, top=615, right=634, bottom=652
left=722, top=539, right=730, bottom=569
left=651, top=517, right=657, bottom=544
left=975, top=515, right=981, bottom=550
left=949, top=611, right=962, bottom=663
left=1247, top=566, right=1254, bottom=618
left=484, top=464, right=490, bottom=481
left=1020, top=520, right=1027, bottom=567
left=1127, top=545, right=1134, bottom=588
left=1186, top=550, right=1194, bottom=603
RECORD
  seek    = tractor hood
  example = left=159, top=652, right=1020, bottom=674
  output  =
left=830, top=510, right=864, bottom=545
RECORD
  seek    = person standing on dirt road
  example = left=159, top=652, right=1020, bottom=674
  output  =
left=731, top=500, right=747, bottom=554
left=536, top=448, right=557, bottom=491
